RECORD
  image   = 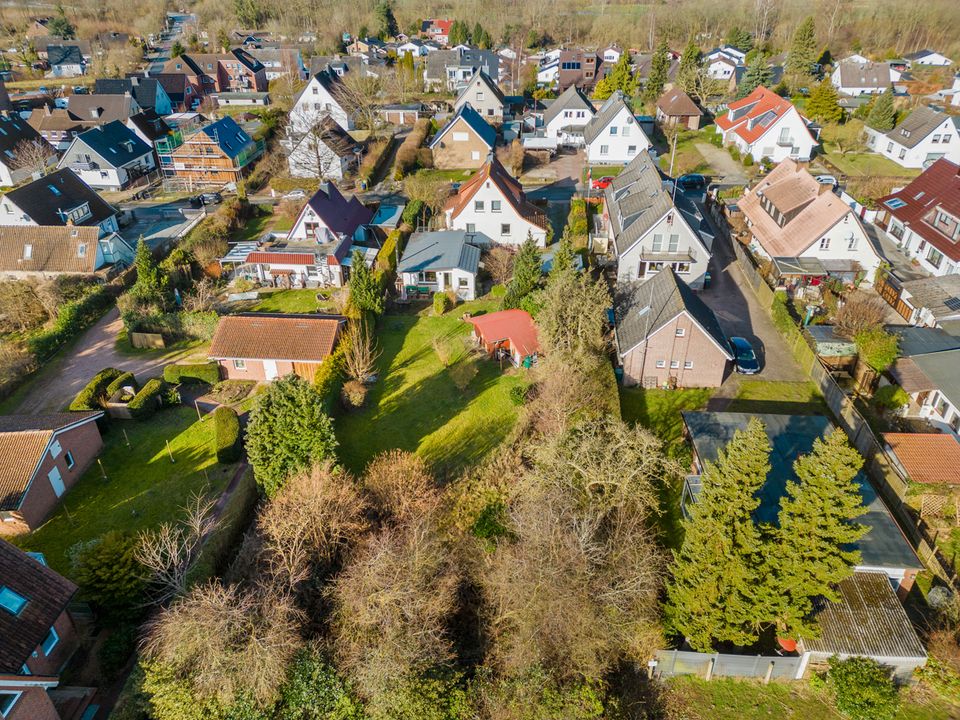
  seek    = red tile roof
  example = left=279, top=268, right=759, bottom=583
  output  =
left=715, top=86, right=811, bottom=146
left=209, top=313, right=345, bottom=362
left=878, top=159, right=960, bottom=263
left=245, top=252, right=316, bottom=265
left=467, top=309, right=541, bottom=357
left=446, top=156, right=550, bottom=231
left=884, top=432, right=960, bottom=484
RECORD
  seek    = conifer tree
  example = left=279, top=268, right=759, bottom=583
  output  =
left=644, top=40, right=670, bottom=102
left=806, top=79, right=844, bottom=123
left=448, top=20, right=469, bottom=47
left=736, top=54, right=773, bottom=99
left=605, top=52, right=637, bottom=97
left=786, top=17, right=818, bottom=76
left=768, top=430, right=867, bottom=638
left=666, top=419, right=772, bottom=652
left=374, top=0, right=398, bottom=40
left=866, top=88, right=896, bottom=131
left=676, top=40, right=703, bottom=96
left=548, top=229, right=576, bottom=280
left=725, top=26, right=753, bottom=53
left=132, top=236, right=166, bottom=302
left=501, top=233, right=542, bottom=309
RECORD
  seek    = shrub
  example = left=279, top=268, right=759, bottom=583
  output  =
left=376, top=229, right=408, bottom=273
left=433, top=291, right=453, bottom=315
left=70, top=367, right=124, bottom=410
left=98, top=624, right=138, bottom=681
left=509, top=383, right=528, bottom=406
left=394, top=119, right=432, bottom=179
left=567, top=198, right=590, bottom=240
left=728, top=146, right=741, bottom=161
left=314, top=342, right=347, bottom=415
left=826, top=656, right=899, bottom=720
left=490, top=283, right=507, bottom=298
left=163, top=362, right=221, bottom=385
left=340, top=379, right=368, bottom=409
left=106, top=372, right=138, bottom=399
left=70, top=531, right=145, bottom=620
left=128, top=378, right=164, bottom=420
left=416, top=147, right=433, bottom=169
left=357, top=135, right=393, bottom=186
left=274, top=649, right=364, bottom=720
left=401, top=199, right=424, bottom=227
left=855, top=326, right=899, bottom=373
left=873, top=384, right=909, bottom=411
left=213, top=406, right=242, bottom=463
left=29, top=285, right=115, bottom=360
left=742, top=153, right=755, bottom=167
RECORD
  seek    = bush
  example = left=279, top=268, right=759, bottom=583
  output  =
left=509, top=383, right=528, bottom=406
left=567, top=198, right=589, bottom=241
left=70, top=531, right=145, bottom=620
left=416, top=147, right=434, bottom=169
left=376, top=229, right=408, bottom=273
left=163, top=362, right=221, bottom=385
left=70, top=367, right=124, bottom=411
left=213, top=406, right=242, bottom=463
left=106, top=372, right=138, bottom=399
left=826, top=656, right=899, bottom=720
left=357, top=135, right=393, bottom=186
left=340, top=379, right=368, bottom=409
left=28, top=285, right=115, bottom=360
left=873, top=384, right=909, bottom=411
left=490, top=283, right=507, bottom=298
left=314, top=342, right=347, bottom=415
left=128, top=378, right=164, bottom=420
left=728, top=146, right=741, bottom=161
left=433, top=291, right=453, bottom=315
left=99, top=624, right=138, bottom=680
left=274, top=649, right=364, bottom=720
left=742, top=153, right=754, bottom=167
left=401, top=199, right=424, bottom=227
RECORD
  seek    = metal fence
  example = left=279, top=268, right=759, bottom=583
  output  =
left=654, top=650, right=803, bottom=681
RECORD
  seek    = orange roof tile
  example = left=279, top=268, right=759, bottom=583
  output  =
left=208, top=313, right=345, bottom=362
left=446, top=156, right=550, bottom=231
left=885, top=432, right=960, bottom=484
left=467, top=309, right=541, bottom=357
left=715, top=86, right=809, bottom=146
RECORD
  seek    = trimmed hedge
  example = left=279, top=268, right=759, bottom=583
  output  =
left=28, top=285, right=115, bottom=360
left=394, top=118, right=432, bottom=179
left=213, top=406, right=242, bottom=463
left=376, top=229, right=408, bottom=273
left=105, top=371, right=138, bottom=399
left=567, top=198, right=589, bottom=243
left=357, top=134, right=394, bottom=186
left=163, top=362, right=221, bottom=385
left=401, top=199, right=424, bottom=227
left=128, top=378, right=164, bottom=420
left=314, top=341, right=347, bottom=416
left=70, top=368, right=124, bottom=411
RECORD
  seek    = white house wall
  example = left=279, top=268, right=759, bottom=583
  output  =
left=885, top=217, right=959, bottom=276
left=865, top=121, right=960, bottom=169
left=724, top=109, right=817, bottom=162
left=291, top=76, right=353, bottom=132
left=586, top=107, right=652, bottom=164
left=616, top=212, right=711, bottom=289
left=400, top=267, right=476, bottom=300
left=446, top=182, right=548, bottom=247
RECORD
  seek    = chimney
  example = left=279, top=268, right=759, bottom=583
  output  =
left=131, top=77, right=139, bottom=87
left=818, top=182, right=832, bottom=196
left=91, top=107, right=101, bottom=119
left=123, top=90, right=131, bottom=98
left=44, top=105, right=51, bottom=116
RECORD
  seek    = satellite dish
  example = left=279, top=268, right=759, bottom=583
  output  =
left=627, top=115, right=635, bottom=124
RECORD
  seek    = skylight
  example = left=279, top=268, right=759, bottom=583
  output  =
left=48, top=184, right=61, bottom=196
left=884, top=198, right=906, bottom=209
left=0, top=586, right=28, bottom=615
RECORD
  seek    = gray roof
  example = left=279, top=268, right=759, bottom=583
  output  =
left=96, top=76, right=165, bottom=111
left=48, top=45, right=83, bottom=66
left=614, top=267, right=730, bottom=357
left=71, top=121, right=152, bottom=167
left=901, top=274, right=960, bottom=321
left=542, top=84, right=594, bottom=127
left=455, top=70, right=505, bottom=108
left=430, top=104, right=497, bottom=150
left=884, top=105, right=959, bottom=149
left=890, top=325, right=960, bottom=357
left=911, top=348, right=960, bottom=408
left=803, top=571, right=926, bottom=659
left=836, top=59, right=892, bottom=90
left=583, top=91, right=632, bottom=144
left=683, top=412, right=923, bottom=571
left=397, top=230, right=481, bottom=274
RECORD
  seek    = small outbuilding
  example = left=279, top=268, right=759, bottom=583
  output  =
left=466, top=309, right=540, bottom=367
left=884, top=432, right=960, bottom=484
left=655, top=88, right=703, bottom=131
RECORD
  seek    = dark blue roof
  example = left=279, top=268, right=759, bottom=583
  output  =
left=431, top=104, right=496, bottom=150
left=74, top=120, right=152, bottom=166
left=200, top=116, right=254, bottom=158
left=48, top=45, right=83, bottom=66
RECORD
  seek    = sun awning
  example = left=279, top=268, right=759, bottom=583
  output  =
left=772, top=256, right=827, bottom=276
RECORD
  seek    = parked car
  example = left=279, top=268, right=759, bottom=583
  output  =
left=190, top=192, right=223, bottom=207
left=283, top=189, right=306, bottom=200
left=729, top=336, right=760, bottom=375
left=677, top=173, right=707, bottom=192
left=815, top=175, right=838, bottom=187
left=72, top=86, right=88, bottom=95
left=591, top=176, right=615, bottom=190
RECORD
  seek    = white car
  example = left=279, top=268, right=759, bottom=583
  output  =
left=283, top=189, right=307, bottom=200
left=815, top=175, right=838, bottom=187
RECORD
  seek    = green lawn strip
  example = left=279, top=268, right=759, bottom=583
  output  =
left=248, top=288, right=336, bottom=314
left=820, top=148, right=922, bottom=178
left=413, top=168, right=477, bottom=183
left=114, top=326, right=209, bottom=359
left=581, top=164, right=627, bottom=184
left=229, top=209, right=275, bottom=243
left=336, top=300, right=525, bottom=477
left=14, top=407, right=238, bottom=577
left=726, top=379, right=829, bottom=416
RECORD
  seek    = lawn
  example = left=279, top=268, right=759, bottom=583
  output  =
left=581, top=164, right=627, bottom=184
left=820, top=149, right=922, bottom=178
left=335, top=300, right=526, bottom=477
left=13, top=407, right=238, bottom=577
left=413, top=168, right=477, bottom=183
left=667, top=676, right=957, bottom=720
left=229, top=206, right=295, bottom=243
left=725, top=379, right=830, bottom=416
left=247, top=288, right=336, bottom=313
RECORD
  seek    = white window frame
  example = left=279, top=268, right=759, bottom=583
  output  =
left=500, top=223, right=511, bottom=236
left=233, top=359, right=246, bottom=370
left=0, top=691, right=23, bottom=718
left=670, top=360, right=680, bottom=369
left=491, top=200, right=501, bottom=213
left=819, top=237, right=830, bottom=250
left=655, top=360, right=666, bottom=368
left=41, top=626, right=59, bottom=656
left=684, top=360, right=694, bottom=369
left=474, top=200, right=484, bottom=212
left=675, top=328, right=685, bottom=337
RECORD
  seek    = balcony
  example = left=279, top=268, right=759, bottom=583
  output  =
left=69, top=161, right=98, bottom=171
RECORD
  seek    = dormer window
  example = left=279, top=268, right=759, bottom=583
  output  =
left=66, top=203, right=92, bottom=224
left=0, top=586, right=27, bottom=615
left=77, top=243, right=87, bottom=258
left=22, top=244, right=32, bottom=259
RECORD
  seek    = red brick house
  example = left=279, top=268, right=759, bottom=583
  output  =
left=0, top=413, right=103, bottom=536
left=614, top=267, right=732, bottom=388
left=160, top=48, right=267, bottom=101
left=208, top=313, right=346, bottom=382
left=0, top=540, right=84, bottom=720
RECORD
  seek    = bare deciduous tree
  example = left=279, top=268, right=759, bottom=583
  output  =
left=484, top=246, right=515, bottom=286
left=342, top=319, right=382, bottom=384
left=336, top=72, right=384, bottom=134
left=362, top=450, right=439, bottom=523
left=183, top=277, right=216, bottom=312
left=284, top=117, right=352, bottom=180
left=403, top=172, right=450, bottom=221
left=10, top=139, right=56, bottom=177
left=834, top=291, right=887, bottom=339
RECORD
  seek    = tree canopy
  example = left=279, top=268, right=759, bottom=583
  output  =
left=866, top=88, right=896, bottom=131
left=644, top=40, right=671, bottom=102
left=349, top=249, right=384, bottom=315
left=806, top=79, right=844, bottom=123
left=736, top=54, right=773, bottom=99
left=786, top=16, right=818, bottom=76
left=501, top=234, right=542, bottom=309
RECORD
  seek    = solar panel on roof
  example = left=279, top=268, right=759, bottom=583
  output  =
left=945, top=297, right=960, bottom=311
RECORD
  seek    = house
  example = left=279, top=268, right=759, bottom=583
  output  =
left=246, top=47, right=307, bottom=81
left=444, top=155, right=550, bottom=247
left=0, top=113, right=55, bottom=187
left=583, top=91, right=651, bottom=164
left=346, top=36, right=387, bottom=58
left=126, top=110, right=174, bottom=152
left=46, top=45, right=84, bottom=77
left=0, top=540, right=86, bottom=720
left=602, top=45, right=623, bottom=64
left=159, top=48, right=268, bottom=100
left=94, top=76, right=175, bottom=116
left=466, top=309, right=540, bottom=367
left=32, top=37, right=92, bottom=62
left=556, top=48, right=602, bottom=92
left=905, top=49, right=953, bottom=67
left=397, top=230, right=481, bottom=301
left=57, top=121, right=156, bottom=191
left=889, top=348, right=960, bottom=435
left=705, top=53, right=739, bottom=81
left=0, top=225, right=133, bottom=279
left=209, top=313, right=346, bottom=382
left=0, top=412, right=103, bottom=534
left=884, top=432, right=960, bottom=484
left=420, top=19, right=454, bottom=46
left=453, top=70, right=506, bottom=123
left=429, top=104, right=497, bottom=169
left=632, top=51, right=680, bottom=88
left=865, top=105, right=960, bottom=169
left=397, top=40, right=431, bottom=58
left=284, top=116, right=359, bottom=180
left=600, top=151, right=714, bottom=288
left=287, top=182, right=373, bottom=244
left=739, top=159, right=882, bottom=285
left=715, top=86, right=818, bottom=162
left=153, top=73, right=194, bottom=111
left=831, top=57, right=901, bottom=96
left=424, top=47, right=500, bottom=92
left=27, top=108, right=87, bottom=152
left=656, top=88, right=703, bottom=131
left=877, top=159, right=960, bottom=276
left=681, top=412, right=924, bottom=594
left=66, top=93, right=140, bottom=125
left=614, top=267, right=731, bottom=388
left=892, top=275, right=960, bottom=326
left=0, top=168, right=120, bottom=236
left=165, top=116, right=262, bottom=187
left=290, top=67, right=353, bottom=133
left=541, top=83, right=595, bottom=147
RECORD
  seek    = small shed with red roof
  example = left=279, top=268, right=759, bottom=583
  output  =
left=466, top=309, right=541, bottom=367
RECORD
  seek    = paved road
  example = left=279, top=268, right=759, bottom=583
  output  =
left=13, top=308, right=199, bottom=415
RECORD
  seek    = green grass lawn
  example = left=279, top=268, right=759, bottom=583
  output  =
left=726, top=380, right=829, bottom=416
left=247, top=288, right=336, bottom=314
left=229, top=208, right=278, bottom=243
left=413, top=168, right=477, bottom=183
left=14, top=407, right=238, bottom=578
left=581, top=164, right=627, bottom=184
left=335, top=300, right=526, bottom=477
left=820, top=148, right=922, bottom=178
left=114, top=326, right=209, bottom=359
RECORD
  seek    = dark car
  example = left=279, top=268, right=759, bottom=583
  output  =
left=729, top=336, right=760, bottom=375
left=199, top=192, right=223, bottom=206
left=676, top=174, right=707, bottom=192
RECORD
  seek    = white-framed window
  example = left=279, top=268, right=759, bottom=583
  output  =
left=491, top=200, right=501, bottom=213
left=452, top=131, right=469, bottom=142
left=847, top=236, right=858, bottom=250
left=41, top=626, right=59, bottom=656
left=819, top=237, right=830, bottom=250
left=233, top=359, right=246, bottom=370
left=466, top=223, right=476, bottom=233
left=0, top=691, right=23, bottom=718
left=0, top=587, right=28, bottom=615
left=476, top=91, right=484, bottom=101
left=684, top=360, right=693, bottom=369
left=675, top=262, right=691, bottom=274
left=458, top=276, right=469, bottom=288
left=627, top=145, right=637, bottom=155
left=23, top=243, right=32, bottom=259
left=471, top=151, right=481, bottom=160
left=599, top=145, right=609, bottom=155
left=675, top=328, right=685, bottom=337
left=609, top=126, right=618, bottom=136
left=651, top=234, right=663, bottom=252
left=670, top=360, right=680, bottom=369
left=64, top=451, right=75, bottom=470
left=668, top=234, right=679, bottom=253
left=77, top=243, right=87, bottom=258
left=622, top=125, right=630, bottom=136
left=501, top=223, right=510, bottom=235
left=944, top=134, right=953, bottom=143
left=655, top=360, right=666, bottom=368
left=933, top=134, right=942, bottom=143
left=474, top=200, right=484, bottom=212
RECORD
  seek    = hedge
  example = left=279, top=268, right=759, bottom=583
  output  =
left=105, top=371, right=138, bottom=399
left=394, top=119, right=432, bottom=179
left=163, top=362, right=221, bottom=385
left=357, top=134, right=394, bottom=186
left=433, top=291, right=452, bottom=315
left=401, top=199, right=424, bottom=227
left=213, top=406, right=242, bottom=463
left=28, top=285, right=115, bottom=360
left=314, top=341, right=347, bottom=416
left=70, top=368, right=124, bottom=411
left=376, top=229, right=408, bottom=273
left=567, top=199, right=589, bottom=242
left=127, top=378, right=164, bottom=420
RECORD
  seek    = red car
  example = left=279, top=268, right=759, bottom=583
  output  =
left=591, top=176, right=614, bottom=190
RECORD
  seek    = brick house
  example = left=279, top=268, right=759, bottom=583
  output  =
left=0, top=540, right=84, bottom=720
left=614, top=267, right=732, bottom=388
left=0, top=412, right=103, bottom=535
left=208, top=313, right=346, bottom=382
left=557, top=48, right=601, bottom=92
left=429, top=104, right=497, bottom=169
left=159, top=48, right=267, bottom=101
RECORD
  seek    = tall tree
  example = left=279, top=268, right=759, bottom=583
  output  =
left=806, top=79, right=844, bottom=123
left=736, top=53, right=773, bottom=99
left=131, top=236, right=166, bottom=302
left=48, top=5, right=76, bottom=39
left=768, top=430, right=867, bottom=638
left=786, top=16, right=818, bottom=76
left=234, top=0, right=266, bottom=28
left=537, top=261, right=608, bottom=357
left=725, top=26, right=753, bottom=53
left=448, top=20, right=469, bottom=47
left=170, top=40, right=185, bottom=58
left=598, top=51, right=637, bottom=99
left=501, top=234, right=542, bottom=309
left=374, top=0, right=398, bottom=40
left=348, top=249, right=384, bottom=315
left=866, top=88, right=896, bottom=131
left=643, top=40, right=670, bottom=102
left=666, top=419, right=772, bottom=652
left=676, top=40, right=706, bottom=98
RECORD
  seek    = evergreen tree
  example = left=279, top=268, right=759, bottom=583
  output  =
left=502, top=233, right=542, bottom=309
left=349, top=249, right=384, bottom=315
left=866, top=88, right=896, bottom=131
left=375, top=0, right=399, bottom=40
left=768, top=430, right=867, bottom=638
left=736, top=54, right=773, bottom=99
left=677, top=40, right=703, bottom=95
left=666, top=418, right=772, bottom=651
left=449, top=20, right=469, bottom=47
left=48, top=5, right=76, bottom=39
left=786, top=16, right=818, bottom=76
left=806, top=79, right=844, bottom=123
left=725, top=26, right=753, bottom=53
left=132, top=236, right=166, bottom=301
left=592, top=76, right=615, bottom=100
left=643, top=40, right=670, bottom=102
left=171, top=40, right=185, bottom=58
left=603, top=51, right=637, bottom=97
left=548, top=229, right=576, bottom=280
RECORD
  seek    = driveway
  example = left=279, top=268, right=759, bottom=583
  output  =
left=862, top=220, right=930, bottom=282
left=694, top=142, right=749, bottom=185
left=12, top=308, right=202, bottom=415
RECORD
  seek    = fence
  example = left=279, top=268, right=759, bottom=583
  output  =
left=654, top=649, right=803, bottom=681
